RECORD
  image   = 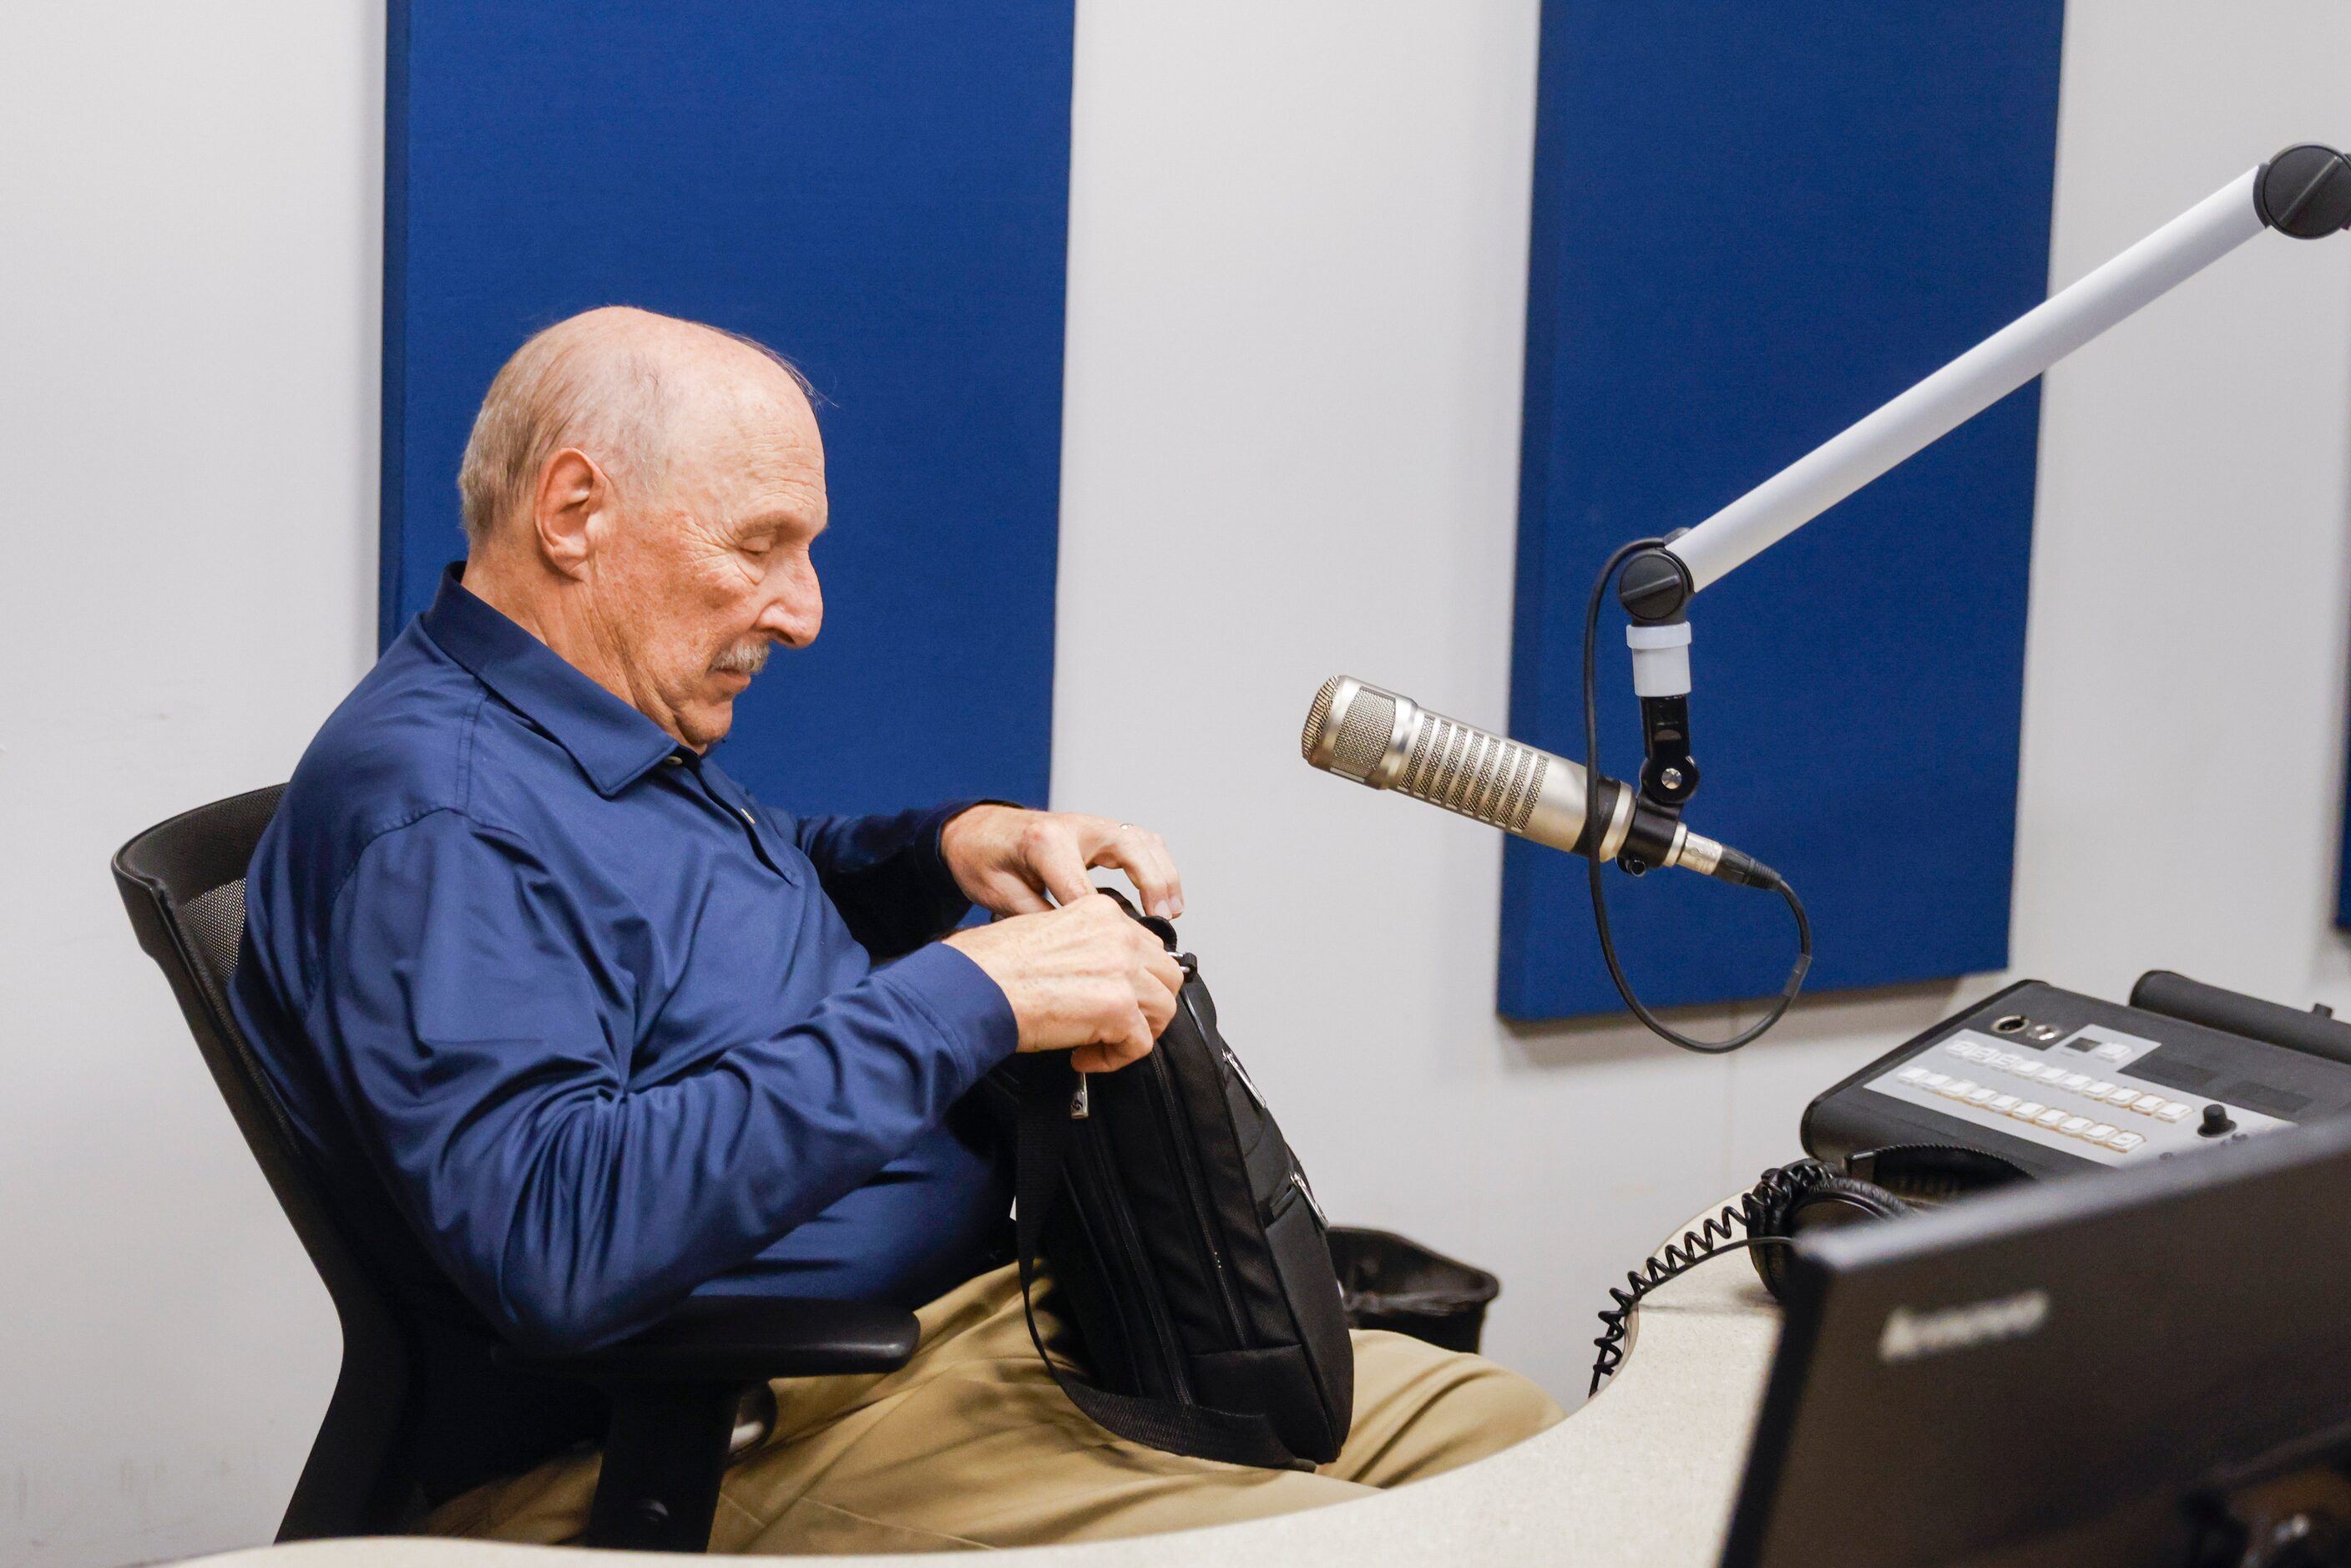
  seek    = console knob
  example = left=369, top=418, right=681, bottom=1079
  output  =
left=2199, top=1103, right=2237, bottom=1138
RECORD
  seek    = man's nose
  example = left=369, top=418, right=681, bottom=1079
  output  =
left=756, top=559, right=823, bottom=649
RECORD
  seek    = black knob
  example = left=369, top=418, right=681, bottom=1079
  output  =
left=1615, top=548, right=1693, bottom=623
left=2200, top=1104, right=2237, bottom=1138
left=2259, top=144, right=2351, bottom=238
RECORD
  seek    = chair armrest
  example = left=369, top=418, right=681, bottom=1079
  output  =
left=502, top=1297, right=921, bottom=1385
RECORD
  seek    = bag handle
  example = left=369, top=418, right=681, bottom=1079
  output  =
left=1013, top=1087, right=1312, bottom=1471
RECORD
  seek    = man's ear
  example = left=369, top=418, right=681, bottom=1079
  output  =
left=530, top=448, right=609, bottom=578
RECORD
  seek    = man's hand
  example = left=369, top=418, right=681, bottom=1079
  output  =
left=941, top=806, right=1185, bottom=921
left=944, top=895, right=1184, bottom=1073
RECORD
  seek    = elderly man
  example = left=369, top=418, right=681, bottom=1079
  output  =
left=233, top=306, right=1558, bottom=1552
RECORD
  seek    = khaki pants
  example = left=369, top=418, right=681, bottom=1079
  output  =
left=427, top=1262, right=1563, bottom=1553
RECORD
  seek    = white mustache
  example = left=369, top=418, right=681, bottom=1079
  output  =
left=710, top=639, right=772, bottom=677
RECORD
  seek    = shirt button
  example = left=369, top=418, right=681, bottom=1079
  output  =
left=666, top=754, right=685, bottom=766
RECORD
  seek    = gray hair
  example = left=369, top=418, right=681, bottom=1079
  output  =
left=455, top=308, right=813, bottom=552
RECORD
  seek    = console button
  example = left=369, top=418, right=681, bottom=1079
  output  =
left=2060, top=1115, right=2094, bottom=1136
left=2156, top=1101, right=2192, bottom=1122
left=2059, top=1073, right=2093, bottom=1091
left=2010, top=1100, right=2045, bottom=1120
left=2035, top=1109, right=2069, bottom=1128
left=2106, top=1089, right=2141, bottom=1107
left=2129, top=1096, right=2161, bottom=1115
left=2086, top=1082, right=2116, bottom=1098
left=1990, top=1095, right=2020, bottom=1112
left=2083, top=1123, right=2117, bottom=1141
left=2106, top=1130, right=2145, bottom=1151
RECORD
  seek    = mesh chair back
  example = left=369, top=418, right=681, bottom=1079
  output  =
left=113, top=786, right=419, bottom=1538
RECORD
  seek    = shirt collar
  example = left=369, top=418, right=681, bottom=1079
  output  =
left=417, top=564, right=685, bottom=797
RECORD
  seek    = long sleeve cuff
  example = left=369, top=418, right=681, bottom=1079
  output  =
left=919, top=797, right=1024, bottom=913
left=872, top=938, right=1020, bottom=1086
left=796, top=797, right=1024, bottom=961
left=910, top=798, right=993, bottom=913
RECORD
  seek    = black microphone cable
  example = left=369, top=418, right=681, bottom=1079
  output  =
left=1583, top=539, right=1812, bottom=1053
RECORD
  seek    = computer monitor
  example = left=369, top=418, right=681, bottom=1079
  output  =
left=1722, top=1112, right=2351, bottom=1567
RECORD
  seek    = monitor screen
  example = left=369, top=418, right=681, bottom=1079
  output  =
left=1723, top=1114, right=2351, bottom=1566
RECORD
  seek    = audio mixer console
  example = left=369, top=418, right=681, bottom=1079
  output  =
left=1803, top=977, right=2351, bottom=1181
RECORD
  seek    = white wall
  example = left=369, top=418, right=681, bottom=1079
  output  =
left=3, top=1, right=2347, bottom=1564
left=0, top=4, right=381, bottom=1563
left=1053, top=0, right=2351, bottom=1406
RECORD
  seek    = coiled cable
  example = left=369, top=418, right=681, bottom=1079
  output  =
left=1586, top=1161, right=1829, bottom=1395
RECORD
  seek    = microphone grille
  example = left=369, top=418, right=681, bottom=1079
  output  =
left=1327, top=685, right=1397, bottom=776
left=1302, top=677, right=1340, bottom=761
left=1398, top=716, right=1546, bottom=833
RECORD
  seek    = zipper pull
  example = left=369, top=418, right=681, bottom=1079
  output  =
left=1069, top=1071, right=1090, bottom=1120
left=1292, top=1169, right=1327, bottom=1227
left=1224, top=1048, right=1269, bottom=1110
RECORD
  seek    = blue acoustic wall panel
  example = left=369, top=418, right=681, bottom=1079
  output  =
left=2339, top=726, right=2351, bottom=927
left=383, top=1, right=1073, bottom=816
left=1502, top=4, right=2066, bottom=1019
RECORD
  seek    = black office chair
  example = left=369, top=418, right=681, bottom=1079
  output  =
left=113, top=786, right=920, bottom=1553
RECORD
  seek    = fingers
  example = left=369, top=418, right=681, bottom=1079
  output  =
left=954, top=885, right=1184, bottom=1071
left=983, top=874, right=1055, bottom=917
left=988, top=811, right=1183, bottom=918
left=1089, top=821, right=1184, bottom=919
left=1064, top=918, right=1178, bottom=1073
left=1073, top=1004, right=1157, bottom=1075
left=1096, top=933, right=1179, bottom=1069
left=1025, top=820, right=1097, bottom=908
left=1139, top=946, right=1182, bottom=1033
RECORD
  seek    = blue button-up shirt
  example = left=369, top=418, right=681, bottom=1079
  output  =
left=232, top=568, right=1020, bottom=1354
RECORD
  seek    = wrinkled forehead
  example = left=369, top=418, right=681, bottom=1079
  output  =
left=664, top=364, right=827, bottom=524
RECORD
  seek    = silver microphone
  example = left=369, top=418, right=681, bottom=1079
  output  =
left=1300, top=675, right=1776, bottom=885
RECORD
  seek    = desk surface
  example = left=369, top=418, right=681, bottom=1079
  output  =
left=189, top=1207, right=1782, bottom=1568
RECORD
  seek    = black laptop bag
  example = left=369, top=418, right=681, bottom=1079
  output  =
left=995, top=894, right=1355, bottom=1470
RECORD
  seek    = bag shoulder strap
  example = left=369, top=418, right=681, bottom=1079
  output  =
left=1013, top=1090, right=1312, bottom=1472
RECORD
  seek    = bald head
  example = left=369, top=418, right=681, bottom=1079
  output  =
left=457, top=306, right=814, bottom=552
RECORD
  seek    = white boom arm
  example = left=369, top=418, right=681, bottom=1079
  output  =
left=1612, top=144, right=2351, bottom=814
left=1668, top=169, right=2263, bottom=594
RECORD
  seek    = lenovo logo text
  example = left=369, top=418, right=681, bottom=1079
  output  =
left=1877, top=1289, right=2050, bottom=1363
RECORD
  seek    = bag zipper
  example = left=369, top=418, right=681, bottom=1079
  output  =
left=1288, top=1167, right=1328, bottom=1229
left=1221, top=1042, right=1268, bottom=1111
left=1146, top=1048, right=1251, bottom=1348
left=1078, top=1120, right=1193, bottom=1400
left=1259, top=1141, right=1329, bottom=1232
left=1214, top=1032, right=1326, bottom=1229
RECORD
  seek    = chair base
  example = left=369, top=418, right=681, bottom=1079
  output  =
left=584, top=1380, right=744, bottom=1552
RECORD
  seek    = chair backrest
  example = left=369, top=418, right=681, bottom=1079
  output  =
left=112, top=786, right=418, bottom=1539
